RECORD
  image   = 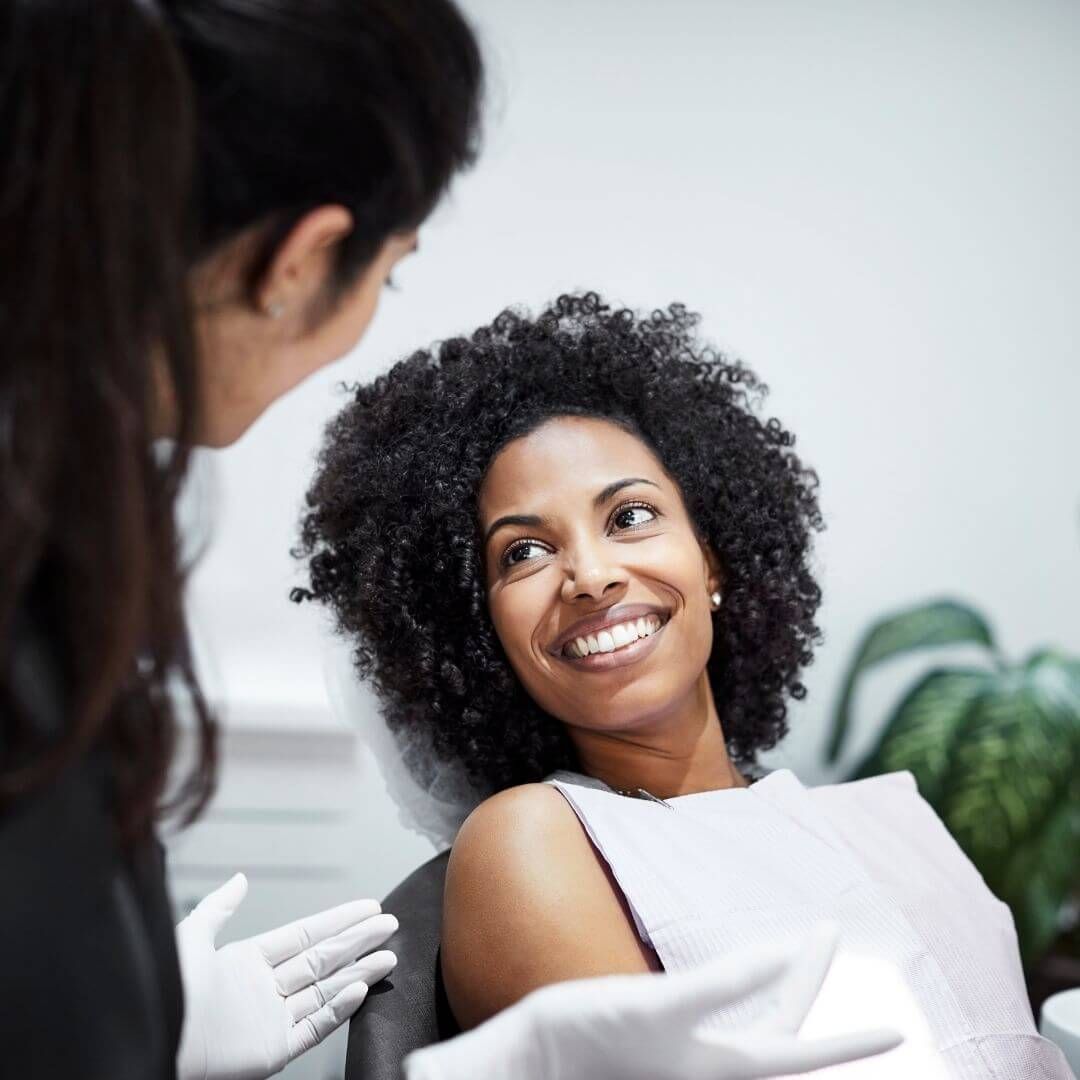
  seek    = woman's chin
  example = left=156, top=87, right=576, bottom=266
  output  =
left=559, top=675, right=700, bottom=737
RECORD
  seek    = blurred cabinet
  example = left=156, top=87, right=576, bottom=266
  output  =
left=165, top=706, right=363, bottom=1080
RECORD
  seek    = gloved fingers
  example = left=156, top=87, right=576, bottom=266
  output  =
left=188, top=872, right=249, bottom=939
left=286, top=979, right=369, bottom=1062
left=711, top=1027, right=903, bottom=1077
left=274, top=912, right=399, bottom=995
left=286, top=950, right=397, bottom=1023
left=253, top=897, right=382, bottom=966
left=341, top=948, right=396, bottom=992
left=651, top=941, right=793, bottom=1029
left=749, top=921, right=840, bottom=1035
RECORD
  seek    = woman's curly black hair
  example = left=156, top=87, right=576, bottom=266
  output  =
left=293, top=292, right=823, bottom=793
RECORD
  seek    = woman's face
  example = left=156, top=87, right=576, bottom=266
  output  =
left=479, top=416, right=721, bottom=737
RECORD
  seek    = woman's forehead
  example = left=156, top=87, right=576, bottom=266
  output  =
left=478, top=416, right=665, bottom=518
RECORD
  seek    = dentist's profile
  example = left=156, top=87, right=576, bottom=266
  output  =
left=0, top=3, right=901, bottom=1079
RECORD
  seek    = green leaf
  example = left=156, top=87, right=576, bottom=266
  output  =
left=941, top=683, right=1063, bottom=884
left=852, top=668, right=992, bottom=805
left=1024, top=648, right=1080, bottom=710
left=934, top=657, right=1080, bottom=961
left=826, top=599, right=996, bottom=763
left=996, top=781, right=1080, bottom=964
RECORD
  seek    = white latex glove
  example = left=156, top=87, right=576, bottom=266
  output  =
left=405, top=924, right=902, bottom=1080
left=176, top=873, right=398, bottom=1080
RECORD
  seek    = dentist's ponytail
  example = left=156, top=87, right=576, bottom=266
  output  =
left=0, top=0, right=214, bottom=839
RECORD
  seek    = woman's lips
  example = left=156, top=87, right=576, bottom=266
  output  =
left=547, top=602, right=672, bottom=674
left=549, top=602, right=671, bottom=656
left=556, top=616, right=669, bottom=673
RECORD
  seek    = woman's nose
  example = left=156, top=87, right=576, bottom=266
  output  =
left=560, top=541, right=628, bottom=603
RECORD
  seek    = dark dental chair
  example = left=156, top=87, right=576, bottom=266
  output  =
left=344, top=851, right=461, bottom=1080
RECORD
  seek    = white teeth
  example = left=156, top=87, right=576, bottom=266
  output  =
left=565, top=616, right=666, bottom=658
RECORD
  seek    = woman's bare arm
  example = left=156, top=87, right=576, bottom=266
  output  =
left=441, top=783, right=658, bottom=1030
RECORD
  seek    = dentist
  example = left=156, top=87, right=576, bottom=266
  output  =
left=0, top=3, right=899, bottom=1079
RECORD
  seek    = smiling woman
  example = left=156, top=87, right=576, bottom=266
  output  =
left=291, top=293, right=1071, bottom=1075
left=292, top=291, right=823, bottom=1018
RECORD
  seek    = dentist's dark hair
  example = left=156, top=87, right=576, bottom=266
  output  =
left=0, top=0, right=482, bottom=840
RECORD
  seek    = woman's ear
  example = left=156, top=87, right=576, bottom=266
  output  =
left=702, top=542, right=725, bottom=605
left=253, top=205, right=355, bottom=319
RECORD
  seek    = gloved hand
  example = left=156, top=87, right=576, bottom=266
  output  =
left=176, top=873, right=398, bottom=1080
left=405, top=923, right=902, bottom=1080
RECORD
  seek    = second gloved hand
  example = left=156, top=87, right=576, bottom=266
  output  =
left=176, top=873, right=398, bottom=1080
left=406, top=923, right=902, bottom=1080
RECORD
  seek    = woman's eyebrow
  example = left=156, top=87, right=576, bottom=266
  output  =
left=594, top=477, right=660, bottom=507
left=483, top=513, right=545, bottom=546
left=483, top=479, right=658, bottom=546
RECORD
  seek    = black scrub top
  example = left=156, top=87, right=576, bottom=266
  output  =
left=0, top=588, right=183, bottom=1079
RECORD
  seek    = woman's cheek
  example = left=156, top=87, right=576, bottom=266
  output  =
left=491, top=577, right=546, bottom=669
left=630, top=535, right=702, bottom=606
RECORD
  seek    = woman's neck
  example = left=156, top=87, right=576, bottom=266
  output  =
left=566, top=677, right=747, bottom=798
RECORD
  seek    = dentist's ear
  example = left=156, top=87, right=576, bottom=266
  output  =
left=252, top=205, right=355, bottom=323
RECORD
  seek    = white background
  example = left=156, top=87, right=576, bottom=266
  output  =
left=175, top=2, right=1080, bottom=1071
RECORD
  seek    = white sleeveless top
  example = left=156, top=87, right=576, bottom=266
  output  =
left=547, top=768, right=1073, bottom=1079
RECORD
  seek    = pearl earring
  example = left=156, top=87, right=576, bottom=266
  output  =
left=266, top=301, right=285, bottom=319
left=710, top=590, right=722, bottom=611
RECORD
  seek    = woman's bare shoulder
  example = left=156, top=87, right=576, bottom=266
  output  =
left=452, top=782, right=583, bottom=867
left=442, top=782, right=655, bottom=1030
left=443, top=783, right=595, bottom=968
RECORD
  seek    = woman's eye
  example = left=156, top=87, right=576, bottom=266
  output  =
left=502, top=540, right=550, bottom=568
left=611, top=504, right=657, bottom=531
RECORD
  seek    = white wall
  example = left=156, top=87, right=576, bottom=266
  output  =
left=181, top=0, right=1080, bottom=882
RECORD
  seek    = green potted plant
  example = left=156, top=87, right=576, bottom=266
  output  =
left=825, top=599, right=1080, bottom=1003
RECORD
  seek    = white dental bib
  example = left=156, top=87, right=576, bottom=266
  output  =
left=547, top=769, right=1074, bottom=1079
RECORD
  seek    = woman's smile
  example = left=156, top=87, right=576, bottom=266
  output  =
left=548, top=602, right=671, bottom=672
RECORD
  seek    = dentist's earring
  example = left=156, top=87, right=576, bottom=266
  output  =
left=710, top=590, right=722, bottom=611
